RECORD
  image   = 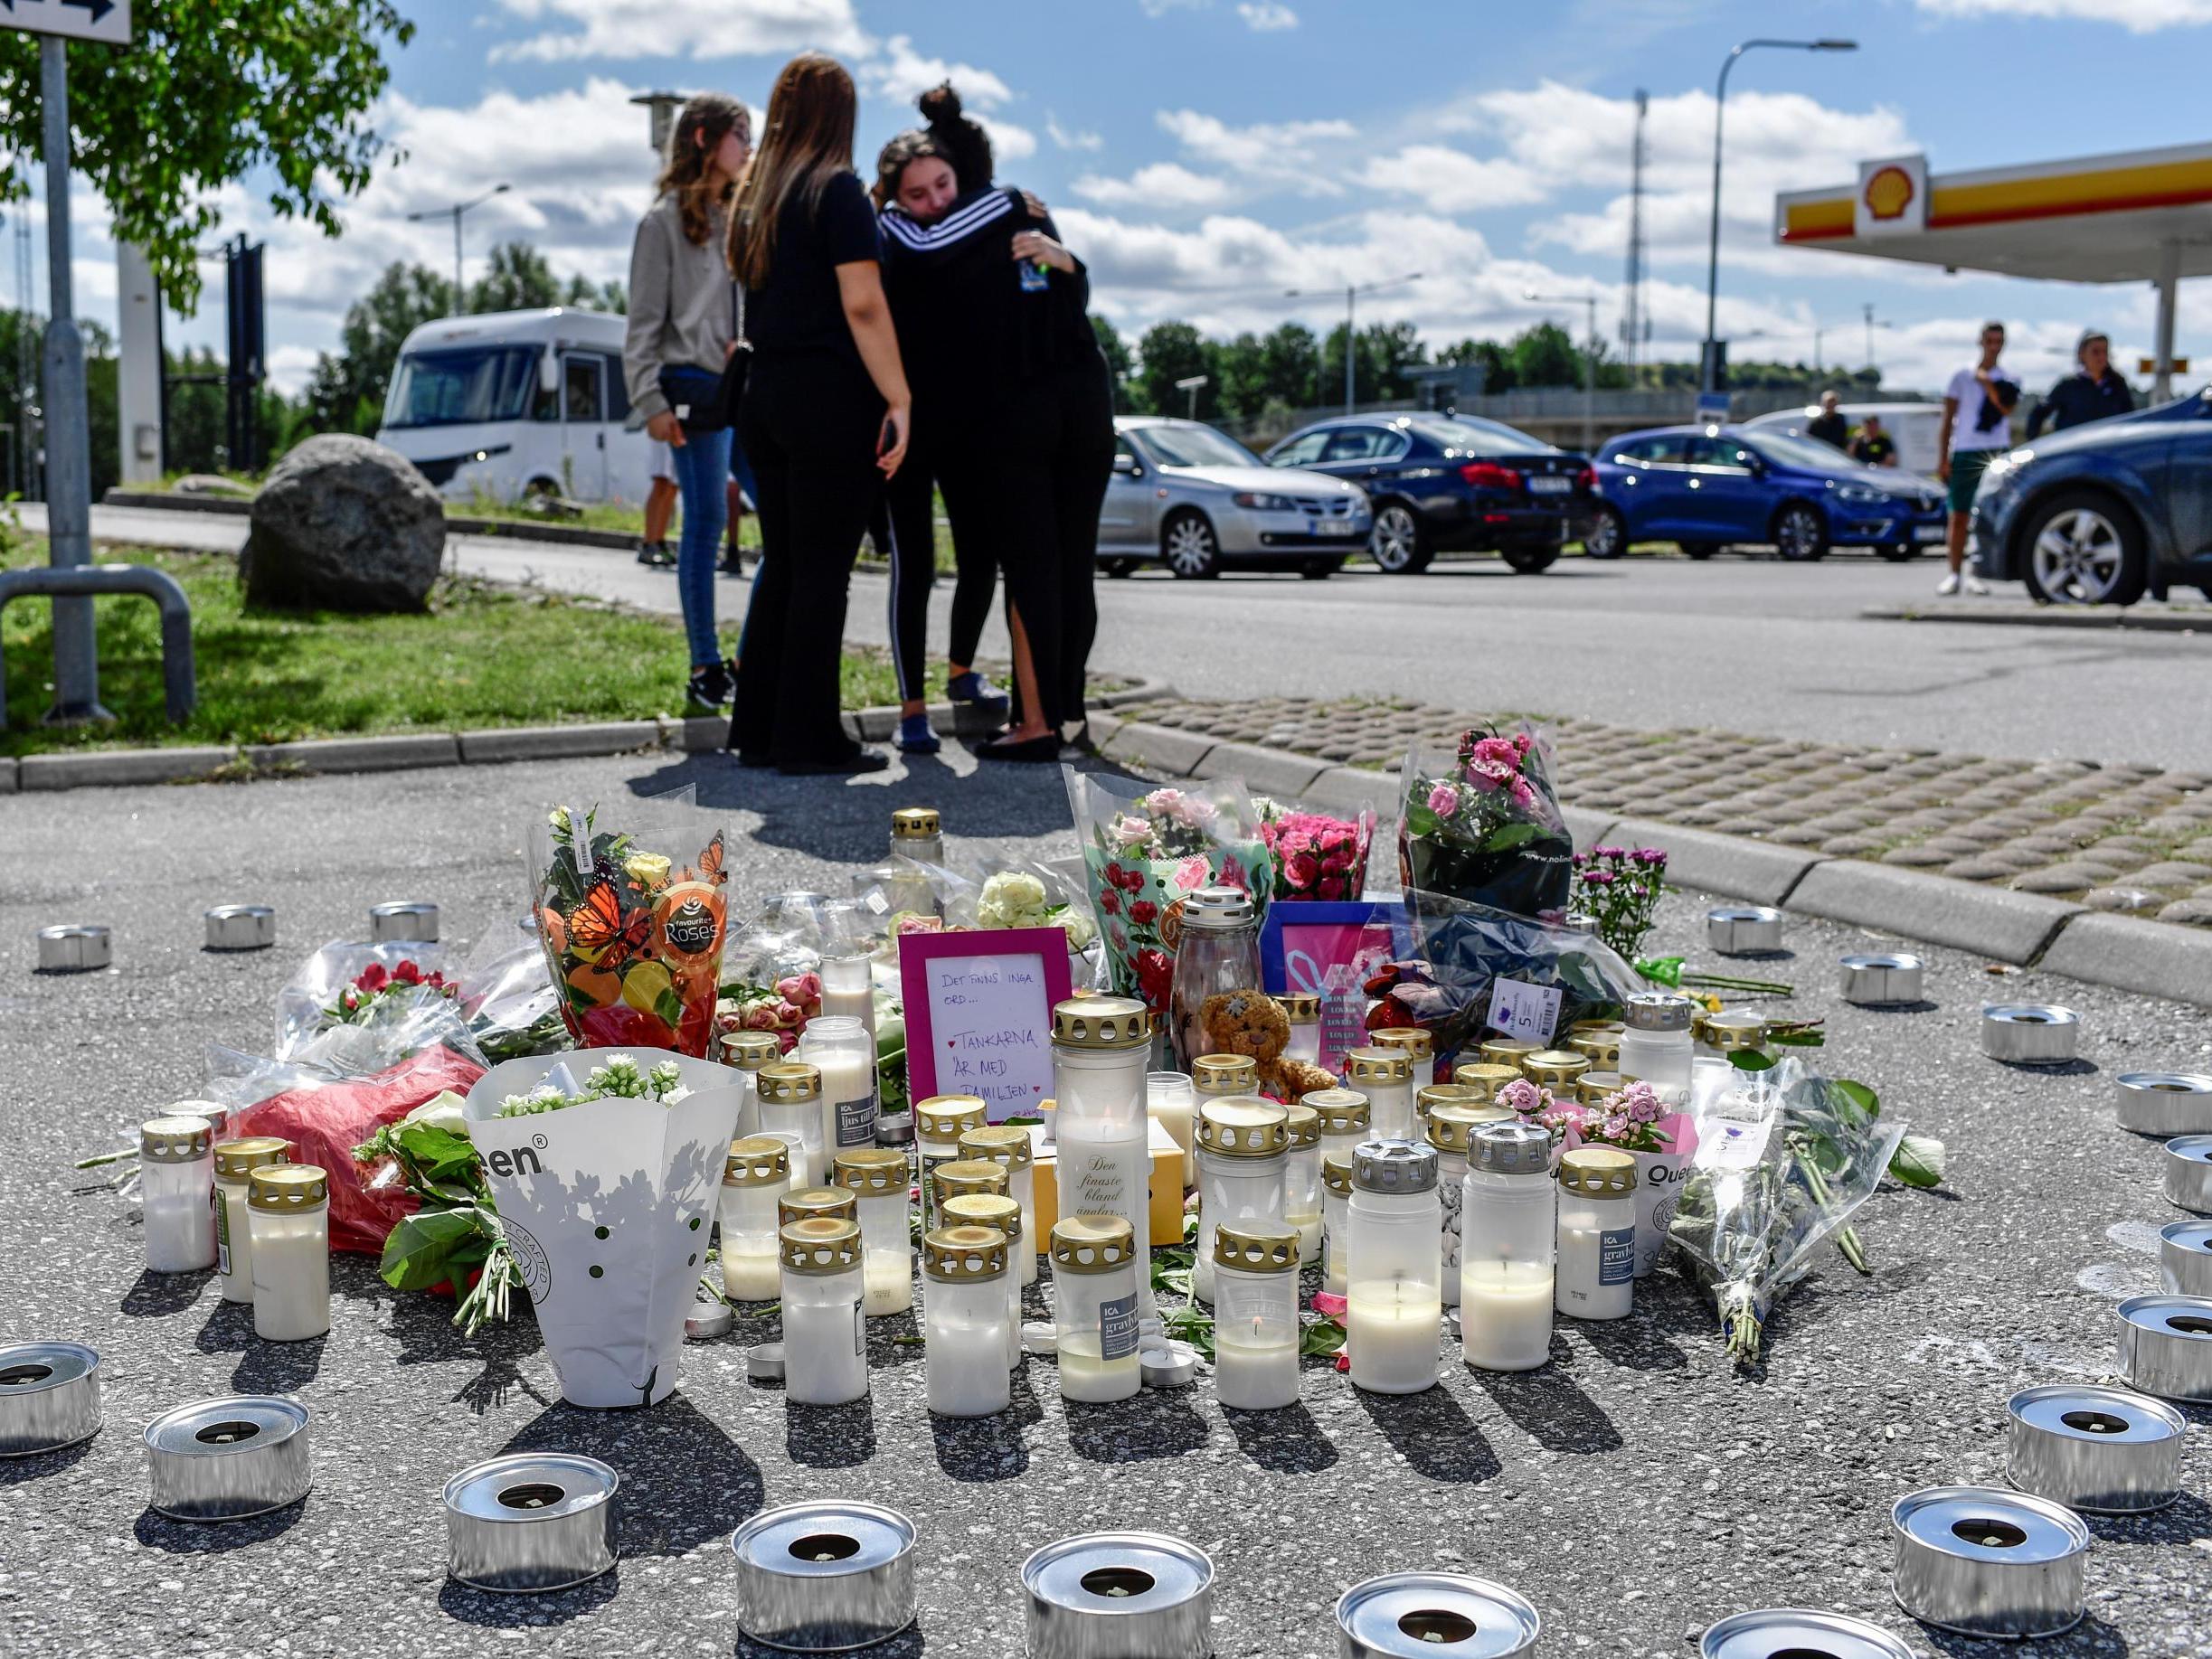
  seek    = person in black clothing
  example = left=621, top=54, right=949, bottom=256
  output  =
left=2028, top=328, right=2136, bottom=438
left=1848, top=413, right=1896, bottom=467
left=725, top=52, right=912, bottom=776
left=1805, top=390, right=1848, bottom=449
left=877, top=88, right=1114, bottom=762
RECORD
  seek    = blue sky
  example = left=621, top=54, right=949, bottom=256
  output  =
left=82, top=0, right=2212, bottom=397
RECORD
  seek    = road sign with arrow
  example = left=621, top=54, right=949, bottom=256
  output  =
left=0, top=0, right=133, bottom=49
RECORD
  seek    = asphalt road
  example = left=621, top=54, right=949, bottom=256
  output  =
left=48, top=501, right=2212, bottom=776
left=3, top=749, right=2208, bottom=1657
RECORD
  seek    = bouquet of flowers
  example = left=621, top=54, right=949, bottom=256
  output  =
left=532, top=799, right=730, bottom=1057
left=1571, top=844, right=1668, bottom=959
left=355, top=1089, right=517, bottom=1334
left=1064, top=768, right=1273, bottom=1018
left=274, top=940, right=455, bottom=1060
left=1254, top=796, right=1375, bottom=902
left=1499, top=1073, right=1696, bottom=1277
left=1399, top=725, right=1574, bottom=919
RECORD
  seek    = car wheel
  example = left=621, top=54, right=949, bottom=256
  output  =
left=1369, top=502, right=1430, bottom=573
left=1500, top=544, right=1558, bottom=575
left=1773, top=503, right=1830, bottom=562
left=1582, top=504, right=1628, bottom=560
left=1160, top=509, right=1222, bottom=580
left=1101, top=557, right=1140, bottom=579
left=1300, top=555, right=1345, bottom=580
left=1678, top=541, right=1725, bottom=561
left=2020, top=489, right=2147, bottom=607
left=1877, top=542, right=1918, bottom=562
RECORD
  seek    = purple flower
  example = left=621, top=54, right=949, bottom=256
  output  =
left=1592, top=844, right=1622, bottom=861
left=1619, top=1080, right=1663, bottom=1124
left=1602, top=1113, right=1631, bottom=1141
left=1582, top=870, right=1616, bottom=887
left=1498, top=1078, right=1551, bottom=1117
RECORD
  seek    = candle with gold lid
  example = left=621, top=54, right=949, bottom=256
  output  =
left=720, top=1136, right=791, bottom=1301
left=1370, top=1026, right=1434, bottom=1086
left=719, top=1029, right=782, bottom=1139
left=1574, top=1070, right=1626, bottom=1108
left=1191, top=1053, right=1259, bottom=1099
left=1423, top=1101, right=1505, bottom=1310
left=1320, top=1152, right=1356, bottom=1296
left=1281, top=993, right=1321, bottom=1068
left=833, top=1148, right=912, bottom=1315
left=1192, top=1098, right=1290, bottom=1305
left=1555, top=1148, right=1636, bottom=1322
left=930, top=1158, right=1008, bottom=1217
left=758, top=1061, right=827, bottom=1187
left=914, top=1094, right=988, bottom=1235
left=779, top=1185, right=857, bottom=1230
left=1050, top=1216, right=1141, bottom=1403
left=1211, top=1221, right=1300, bottom=1410
left=247, top=1164, right=330, bottom=1342
left=1050, top=997, right=1156, bottom=1330
left=213, top=1136, right=291, bottom=1304
left=141, top=1116, right=218, bottom=1275
left=1306, top=1087, right=1370, bottom=1173
left=958, top=1125, right=1038, bottom=1287
left=943, top=1192, right=1025, bottom=1370
left=922, top=1225, right=1009, bottom=1418
left=1522, top=1049, right=1590, bottom=1093
left=1479, top=1036, right=1542, bottom=1071
left=780, top=1218, right=868, bottom=1406
left=1567, top=1028, right=1622, bottom=1070
left=1281, top=1103, right=1322, bottom=1263
left=1343, top=1047, right=1414, bottom=1141
left=1451, top=1062, right=1520, bottom=1104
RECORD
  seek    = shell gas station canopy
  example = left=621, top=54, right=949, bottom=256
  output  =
left=1774, top=143, right=2212, bottom=395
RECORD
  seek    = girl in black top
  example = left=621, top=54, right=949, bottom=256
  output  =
left=724, top=52, right=913, bottom=775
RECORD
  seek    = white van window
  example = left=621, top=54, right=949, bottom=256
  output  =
left=562, top=356, right=604, bottom=423
left=384, top=344, right=540, bottom=429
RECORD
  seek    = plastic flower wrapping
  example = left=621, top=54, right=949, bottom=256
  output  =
left=1253, top=794, right=1375, bottom=902
left=531, top=797, right=731, bottom=1057
left=1398, top=724, right=1575, bottom=919
left=1063, top=767, right=1275, bottom=1018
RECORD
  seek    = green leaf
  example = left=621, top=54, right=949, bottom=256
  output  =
left=1833, top=1079, right=1881, bottom=1120
left=1404, top=804, right=1440, bottom=839
left=1481, top=822, right=1541, bottom=853
left=1299, top=1315, right=1347, bottom=1357
left=1890, top=1135, right=1946, bottom=1189
left=379, top=1205, right=495, bottom=1292
left=654, top=986, right=685, bottom=1029
left=1767, top=1028, right=1826, bottom=1049
left=1727, top=1050, right=1777, bottom=1072
left=394, top=1123, right=481, bottom=1185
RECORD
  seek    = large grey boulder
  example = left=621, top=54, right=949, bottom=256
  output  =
left=241, top=434, right=445, bottom=612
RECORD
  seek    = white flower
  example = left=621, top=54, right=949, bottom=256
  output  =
left=399, top=1090, right=469, bottom=1136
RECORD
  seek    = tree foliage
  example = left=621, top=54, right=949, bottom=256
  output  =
left=0, top=0, right=416, bottom=314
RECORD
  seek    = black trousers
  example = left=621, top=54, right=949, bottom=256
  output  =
left=994, top=360, right=1115, bottom=733
left=880, top=432, right=998, bottom=705
left=731, top=354, right=884, bottom=765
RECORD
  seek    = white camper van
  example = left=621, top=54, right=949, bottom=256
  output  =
left=375, top=307, right=650, bottom=504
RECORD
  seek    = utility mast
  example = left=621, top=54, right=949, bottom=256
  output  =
left=1621, top=90, right=1649, bottom=374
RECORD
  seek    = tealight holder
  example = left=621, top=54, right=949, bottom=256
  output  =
left=2116, top=1073, right=2212, bottom=1137
left=2160, top=1221, right=2212, bottom=1296
left=1699, top=1609, right=1914, bottom=1659
left=747, top=1343, right=787, bottom=1384
left=203, top=904, right=277, bottom=952
left=2116, top=1294, right=2212, bottom=1402
left=143, top=1395, right=312, bottom=1522
left=368, top=900, right=439, bottom=944
left=1140, top=1341, right=1198, bottom=1390
left=1335, top=1570, right=1541, bottom=1658
left=0, top=1342, right=102, bottom=1457
left=444, top=1452, right=619, bottom=1593
left=1838, top=952, right=1923, bottom=1007
left=1889, top=1485, right=2088, bottom=1640
left=1706, top=906, right=1784, bottom=956
left=36, top=924, right=110, bottom=973
left=2165, top=1136, right=2212, bottom=1213
left=2004, top=1383, right=2184, bottom=1513
left=685, top=1299, right=734, bottom=1341
left=1024, top=1532, right=1213, bottom=1659
left=1981, top=1004, right=2079, bottom=1065
left=730, top=1500, right=917, bottom=1653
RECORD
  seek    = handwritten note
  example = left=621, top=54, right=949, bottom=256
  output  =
left=898, top=928, right=1072, bottom=1120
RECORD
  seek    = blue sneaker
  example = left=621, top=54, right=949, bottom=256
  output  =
left=897, top=713, right=941, bottom=755
left=947, top=670, right=1011, bottom=717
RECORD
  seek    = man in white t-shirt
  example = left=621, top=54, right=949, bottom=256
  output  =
left=1935, top=320, right=2020, bottom=596
left=638, top=440, right=678, bottom=568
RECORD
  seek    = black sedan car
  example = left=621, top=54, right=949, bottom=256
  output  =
left=1263, top=413, right=1596, bottom=573
left=1971, top=386, right=2212, bottom=606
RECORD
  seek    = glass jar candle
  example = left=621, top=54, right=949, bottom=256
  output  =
left=1050, top=1215, right=1140, bottom=1404
left=1212, top=1221, right=1301, bottom=1410
left=818, top=952, right=877, bottom=1042
left=780, top=1186, right=858, bottom=1229
left=915, top=1094, right=987, bottom=1236
left=1167, top=887, right=1263, bottom=1070
left=1575, top=1071, right=1626, bottom=1109
left=140, top=1116, right=217, bottom=1274
left=1425, top=1102, right=1504, bottom=1310
left=833, top=1148, right=912, bottom=1316
left=1371, top=1026, right=1436, bottom=1087
left=1418, top=1082, right=1508, bottom=1130
left=942, top=1192, right=1026, bottom=1371
left=1555, top=1147, right=1636, bottom=1322
left=1618, top=993, right=1695, bottom=1108
left=1191, top=1053, right=1259, bottom=1106
left=922, top=1225, right=1011, bottom=1418
left=1478, top=1037, right=1542, bottom=1072
left=1307, top=1088, right=1370, bottom=1173
left=1522, top=1049, right=1590, bottom=1098
left=720, top=1029, right=782, bottom=1139
left=958, top=1126, right=1038, bottom=1287
left=1567, top=1027, right=1622, bottom=1072
left=757, top=1061, right=827, bottom=1187
left=1347, top=1139, right=1442, bottom=1395
left=720, top=1136, right=791, bottom=1302
left=1320, top=1153, right=1355, bottom=1297
left=1451, top=1063, right=1520, bottom=1104
left=860, top=806, right=942, bottom=918
left=780, top=1218, right=869, bottom=1406
left=1343, top=1048, right=1415, bottom=1141
left=1051, top=997, right=1156, bottom=1316
left=1281, top=1104, right=1322, bottom=1264
left=930, top=1158, right=1007, bottom=1222
left=1281, top=994, right=1321, bottom=1069
left=1147, top=1070, right=1196, bottom=1186
left=1699, top=1010, right=1770, bottom=1065
left=213, top=1136, right=291, bottom=1303
left=890, top=805, right=944, bottom=867
left=1461, top=1122, right=1555, bottom=1372
left=1192, top=1098, right=1290, bottom=1305
left=798, top=1015, right=878, bottom=1167
left=247, top=1164, right=330, bottom=1342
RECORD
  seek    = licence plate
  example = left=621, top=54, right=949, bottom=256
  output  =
left=1316, top=519, right=1359, bottom=536
left=1528, top=476, right=1571, bottom=495
left=1914, top=523, right=1945, bottom=542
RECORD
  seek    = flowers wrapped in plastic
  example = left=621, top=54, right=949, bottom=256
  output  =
left=1254, top=794, right=1375, bottom=902
left=462, top=1049, right=744, bottom=1407
left=532, top=798, right=731, bottom=1057
left=1064, top=768, right=1274, bottom=1019
left=1498, top=1074, right=1697, bottom=1277
left=1398, top=725, right=1574, bottom=919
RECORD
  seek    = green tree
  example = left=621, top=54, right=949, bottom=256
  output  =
left=0, top=2, right=415, bottom=316
left=563, top=272, right=626, bottom=313
left=1259, top=322, right=1320, bottom=411
left=1090, top=316, right=1137, bottom=410
left=1318, top=320, right=1428, bottom=404
left=1137, top=320, right=1211, bottom=419
left=1507, top=322, right=1580, bottom=390
left=1214, top=331, right=1270, bottom=424
left=467, top=242, right=562, bottom=314
left=305, top=261, right=454, bottom=436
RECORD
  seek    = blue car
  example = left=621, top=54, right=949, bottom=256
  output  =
left=1971, top=386, right=2212, bottom=606
left=1584, top=425, right=1948, bottom=561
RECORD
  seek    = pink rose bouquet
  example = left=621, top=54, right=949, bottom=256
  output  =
left=1256, top=800, right=1375, bottom=903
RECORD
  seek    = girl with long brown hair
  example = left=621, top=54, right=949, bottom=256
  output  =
left=725, top=53, right=912, bottom=775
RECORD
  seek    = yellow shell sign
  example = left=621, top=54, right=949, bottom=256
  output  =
left=1863, top=165, right=1915, bottom=222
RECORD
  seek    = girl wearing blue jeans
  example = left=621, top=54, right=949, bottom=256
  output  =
left=621, top=93, right=751, bottom=708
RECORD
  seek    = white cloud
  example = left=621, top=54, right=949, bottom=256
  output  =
left=492, top=0, right=870, bottom=62
left=1356, top=146, right=1548, bottom=212
left=1156, top=108, right=1357, bottom=188
left=1915, top=0, right=2212, bottom=28
left=860, top=33, right=1013, bottom=109
left=978, top=117, right=1038, bottom=164
left=1048, top=114, right=1104, bottom=152
left=1073, top=163, right=1234, bottom=209
left=1238, top=2, right=1300, bottom=28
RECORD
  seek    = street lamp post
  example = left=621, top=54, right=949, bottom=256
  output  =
left=409, top=183, right=512, bottom=311
left=1524, top=289, right=1600, bottom=454
left=1174, top=373, right=1209, bottom=420
left=1702, top=38, right=1857, bottom=394
left=1284, top=271, right=1423, bottom=415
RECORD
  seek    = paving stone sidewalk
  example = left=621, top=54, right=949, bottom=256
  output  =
left=1130, top=694, right=2212, bottom=930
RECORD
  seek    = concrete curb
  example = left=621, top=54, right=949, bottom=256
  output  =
left=2038, top=912, right=2212, bottom=1005
left=1862, top=603, right=2210, bottom=635
left=457, top=721, right=663, bottom=764
left=242, top=733, right=462, bottom=775
left=103, top=487, right=644, bottom=552
left=1608, top=816, right=1827, bottom=909
left=0, top=757, right=15, bottom=794
left=19, top=745, right=238, bottom=790
left=1782, top=858, right=2084, bottom=966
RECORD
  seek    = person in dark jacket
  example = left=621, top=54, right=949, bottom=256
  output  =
left=1805, top=390, right=1848, bottom=449
left=2027, top=329, right=2135, bottom=438
left=1848, top=413, right=1897, bottom=467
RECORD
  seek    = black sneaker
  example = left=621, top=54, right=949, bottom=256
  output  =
left=717, top=543, right=747, bottom=576
left=636, top=542, right=676, bottom=568
left=687, top=661, right=734, bottom=709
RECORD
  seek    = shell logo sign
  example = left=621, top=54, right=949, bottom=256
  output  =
left=1856, top=154, right=1928, bottom=237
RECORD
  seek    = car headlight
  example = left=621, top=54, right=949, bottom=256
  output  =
left=1231, top=492, right=1297, bottom=511
left=1834, top=483, right=1889, bottom=505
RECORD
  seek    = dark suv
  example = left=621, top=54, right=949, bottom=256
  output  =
left=1263, top=413, right=1596, bottom=573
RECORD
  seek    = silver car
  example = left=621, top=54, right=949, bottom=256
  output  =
left=1098, top=417, right=1372, bottom=579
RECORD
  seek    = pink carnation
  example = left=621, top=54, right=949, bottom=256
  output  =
left=1498, top=1077, right=1551, bottom=1116
left=1602, top=1113, right=1631, bottom=1141
left=1286, top=852, right=1320, bottom=890
left=1427, top=782, right=1460, bottom=816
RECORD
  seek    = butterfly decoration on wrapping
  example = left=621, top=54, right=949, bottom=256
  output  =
left=565, top=881, right=657, bottom=973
